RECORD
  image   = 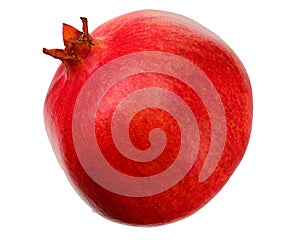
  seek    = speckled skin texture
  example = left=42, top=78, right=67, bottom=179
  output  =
left=44, top=10, right=252, bottom=226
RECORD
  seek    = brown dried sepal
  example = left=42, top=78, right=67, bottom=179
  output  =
left=43, top=17, right=94, bottom=68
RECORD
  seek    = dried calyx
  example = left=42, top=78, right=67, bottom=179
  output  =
left=43, top=17, right=94, bottom=67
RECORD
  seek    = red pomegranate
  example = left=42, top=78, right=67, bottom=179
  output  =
left=43, top=10, right=252, bottom=226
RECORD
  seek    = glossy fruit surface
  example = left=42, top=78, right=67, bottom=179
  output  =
left=43, top=10, right=252, bottom=226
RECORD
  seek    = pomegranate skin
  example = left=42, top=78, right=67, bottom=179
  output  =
left=44, top=10, right=252, bottom=226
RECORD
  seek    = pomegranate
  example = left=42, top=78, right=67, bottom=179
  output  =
left=43, top=10, right=252, bottom=226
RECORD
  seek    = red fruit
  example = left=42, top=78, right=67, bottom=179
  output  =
left=43, top=10, right=252, bottom=226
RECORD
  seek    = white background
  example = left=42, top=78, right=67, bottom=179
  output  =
left=1, top=0, right=299, bottom=247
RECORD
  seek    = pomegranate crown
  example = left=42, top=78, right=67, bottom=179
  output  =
left=43, top=17, right=94, bottom=65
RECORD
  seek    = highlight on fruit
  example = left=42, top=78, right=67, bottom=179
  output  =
left=43, top=10, right=252, bottom=226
